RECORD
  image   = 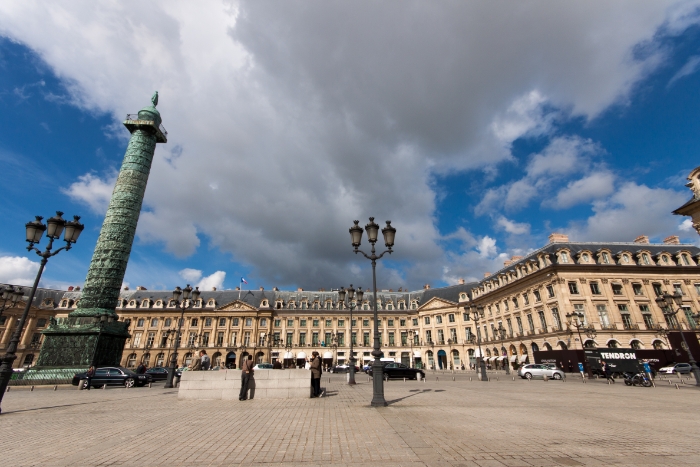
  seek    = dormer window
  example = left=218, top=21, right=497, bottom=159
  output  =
left=155, top=300, right=163, bottom=307
left=642, top=253, right=650, bottom=265
left=560, top=251, right=569, bottom=263
left=129, top=300, right=136, bottom=307
left=662, top=255, right=669, bottom=264
left=141, top=299, right=150, bottom=308
left=622, top=254, right=630, bottom=264
left=261, top=300, right=268, bottom=307
left=581, top=253, right=589, bottom=262
left=681, top=253, right=691, bottom=266
left=602, top=252, right=610, bottom=264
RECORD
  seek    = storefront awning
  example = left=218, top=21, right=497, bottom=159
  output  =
left=297, top=352, right=307, bottom=359
left=283, top=352, right=294, bottom=359
left=518, top=355, right=528, bottom=362
left=509, top=355, right=517, bottom=362
left=413, top=350, right=421, bottom=357
left=323, top=351, right=333, bottom=359
left=497, top=356, right=506, bottom=360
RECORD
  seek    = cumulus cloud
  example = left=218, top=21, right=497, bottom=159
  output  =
left=61, top=171, right=117, bottom=214
left=496, top=216, right=531, bottom=235
left=198, top=271, right=226, bottom=291
left=1, top=1, right=699, bottom=289
left=668, top=55, right=700, bottom=87
left=565, top=182, right=688, bottom=241
left=178, top=268, right=202, bottom=283
left=548, top=171, right=616, bottom=209
left=0, top=256, right=40, bottom=286
left=679, top=218, right=694, bottom=231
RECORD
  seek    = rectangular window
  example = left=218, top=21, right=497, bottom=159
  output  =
left=436, top=315, right=443, bottom=324
left=285, top=332, right=292, bottom=345
left=465, top=327, right=473, bottom=341
left=338, top=319, right=344, bottom=327
left=299, top=332, right=306, bottom=346
left=642, top=313, right=654, bottom=329
left=387, top=319, right=394, bottom=327
left=401, top=332, right=407, bottom=345
left=590, top=282, right=601, bottom=295
left=287, top=319, right=294, bottom=327
left=312, top=332, right=319, bottom=345
left=325, top=332, right=331, bottom=345
left=664, top=312, right=679, bottom=329
left=204, top=318, right=212, bottom=327
left=551, top=309, right=561, bottom=330
left=351, top=319, right=357, bottom=327
left=313, top=319, right=319, bottom=327
left=189, top=318, right=197, bottom=327
left=400, top=319, right=406, bottom=326
left=338, top=332, right=344, bottom=346
left=363, top=332, right=370, bottom=346
left=424, top=317, right=431, bottom=325
left=146, top=332, right=155, bottom=347
left=273, top=319, right=280, bottom=327
left=450, top=328, right=457, bottom=342
left=412, top=318, right=419, bottom=326
left=425, top=330, right=432, bottom=343
left=526, top=314, right=535, bottom=332
left=133, top=332, right=142, bottom=346
left=187, top=332, right=196, bottom=346
left=230, top=332, right=237, bottom=346
left=523, top=293, right=529, bottom=305
left=683, top=307, right=697, bottom=329
left=503, top=301, right=509, bottom=312
left=351, top=332, right=357, bottom=345
left=546, top=285, right=555, bottom=298
left=611, top=283, right=623, bottom=295
left=573, top=304, right=588, bottom=325
left=537, top=311, right=547, bottom=330
left=201, top=332, right=210, bottom=346
left=363, top=319, right=369, bottom=327
left=621, top=313, right=632, bottom=329
left=652, top=283, right=663, bottom=296
left=325, top=319, right=332, bottom=327
left=300, top=319, right=307, bottom=327
left=512, top=299, right=518, bottom=309
left=258, top=333, right=265, bottom=346
left=534, top=290, right=541, bottom=302
left=448, top=314, right=455, bottom=323
left=506, top=318, right=513, bottom=336
left=597, top=305, right=610, bottom=326
left=437, top=329, right=444, bottom=344
left=568, top=282, right=579, bottom=294
left=150, top=318, right=158, bottom=327
left=273, top=332, right=280, bottom=345
left=516, top=316, right=523, bottom=333
left=463, top=312, right=470, bottom=321
left=674, top=283, right=684, bottom=296
left=245, top=318, right=252, bottom=326
left=136, top=319, right=145, bottom=328
left=218, top=318, right=226, bottom=326
left=216, top=332, right=224, bottom=346
left=695, top=283, right=700, bottom=295
left=244, top=332, right=251, bottom=346
left=260, top=318, right=267, bottom=326
left=389, top=332, right=395, bottom=345
left=233, top=318, right=240, bottom=326
left=164, top=318, right=172, bottom=327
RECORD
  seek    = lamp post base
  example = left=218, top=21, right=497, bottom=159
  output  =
left=371, top=359, right=387, bottom=407
left=690, top=365, right=700, bottom=387
left=479, top=362, right=488, bottom=382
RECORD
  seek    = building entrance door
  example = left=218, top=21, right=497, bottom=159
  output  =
left=401, top=352, right=410, bottom=366
left=437, top=350, right=447, bottom=369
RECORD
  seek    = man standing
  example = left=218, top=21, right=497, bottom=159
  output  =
left=239, top=355, right=254, bottom=401
left=85, top=365, right=95, bottom=390
left=310, top=351, right=323, bottom=397
left=189, top=351, right=202, bottom=371
left=200, top=350, right=211, bottom=370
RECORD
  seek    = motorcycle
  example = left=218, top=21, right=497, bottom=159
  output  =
left=623, top=371, right=652, bottom=387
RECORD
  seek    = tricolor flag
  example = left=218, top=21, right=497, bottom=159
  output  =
left=241, top=277, right=248, bottom=285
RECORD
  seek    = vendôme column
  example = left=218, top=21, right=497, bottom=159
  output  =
left=35, top=93, right=167, bottom=368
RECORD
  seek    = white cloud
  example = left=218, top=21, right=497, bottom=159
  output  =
left=565, top=182, right=687, bottom=241
left=668, top=55, right=700, bottom=87
left=1, top=1, right=699, bottom=289
left=178, top=268, right=202, bottom=283
left=496, top=216, right=531, bottom=235
left=197, top=271, right=226, bottom=291
left=679, top=218, right=694, bottom=232
left=61, top=171, right=116, bottom=214
left=477, top=236, right=498, bottom=258
left=548, top=171, right=616, bottom=209
left=0, top=256, right=40, bottom=286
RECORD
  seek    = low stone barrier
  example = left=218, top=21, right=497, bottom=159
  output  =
left=178, top=369, right=312, bottom=400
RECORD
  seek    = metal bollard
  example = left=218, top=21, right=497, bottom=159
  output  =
left=512, top=377, right=515, bottom=381
left=436, top=377, right=439, bottom=381
left=403, top=378, right=406, bottom=382
left=6, top=387, right=9, bottom=392
left=31, top=385, right=34, bottom=391
left=54, top=385, right=57, bottom=391
left=675, top=383, right=679, bottom=389
left=469, top=376, right=472, bottom=381
left=148, top=382, right=152, bottom=388
left=102, top=384, right=106, bottom=389
left=496, top=377, right=499, bottom=381
left=452, top=376, right=455, bottom=381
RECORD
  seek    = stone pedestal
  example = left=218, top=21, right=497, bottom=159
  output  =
left=178, top=369, right=312, bottom=400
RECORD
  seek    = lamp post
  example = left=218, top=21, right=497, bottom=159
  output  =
left=349, top=217, right=396, bottom=407
left=497, top=323, right=510, bottom=375
left=565, top=311, right=596, bottom=349
left=408, top=329, right=417, bottom=368
left=338, top=284, right=363, bottom=385
left=164, top=284, right=200, bottom=388
left=0, top=212, right=84, bottom=413
left=0, top=286, right=24, bottom=317
left=655, top=291, right=700, bottom=386
left=465, top=304, right=488, bottom=381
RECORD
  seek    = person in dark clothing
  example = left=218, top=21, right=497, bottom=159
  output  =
left=85, top=365, right=95, bottom=390
left=567, top=360, right=573, bottom=373
left=272, top=360, right=283, bottom=370
left=239, top=355, right=254, bottom=400
left=136, top=362, right=147, bottom=374
left=310, top=351, right=323, bottom=397
left=602, top=361, right=615, bottom=383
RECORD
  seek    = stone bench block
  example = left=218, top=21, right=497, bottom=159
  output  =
left=178, top=389, right=222, bottom=400
left=289, top=387, right=312, bottom=398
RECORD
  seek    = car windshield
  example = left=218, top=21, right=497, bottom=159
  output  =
left=121, top=368, right=137, bottom=376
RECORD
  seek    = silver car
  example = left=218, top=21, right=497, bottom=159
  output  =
left=518, top=364, right=565, bottom=380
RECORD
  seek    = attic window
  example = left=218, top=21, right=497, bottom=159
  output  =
left=581, top=253, right=589, bottom=262
left=602, top=252, right=610, bottom=264
left=261, top=300, right=268, bottom=307
left=622, top=255, right=629, bottom=263
left=682, top=254, right=690, bottom=266
left=662, top=255, right=669, bottom=264
left=642, top=253, right=650, bottom=265
left=155, top=300, right=163, bottom=307
left=560, top=252, right=569, bottom=263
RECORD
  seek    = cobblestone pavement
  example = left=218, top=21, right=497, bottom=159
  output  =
left=1, top=371, right=699, bottom=467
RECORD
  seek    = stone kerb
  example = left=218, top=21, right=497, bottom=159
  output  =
left=178, top=369, right=311, bottom=400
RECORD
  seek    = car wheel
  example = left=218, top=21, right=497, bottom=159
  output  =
left=81, top=380, right=89, bottom=389
left=553, top=373, right=562, bottom=380
left=524, top=372, right=532, bottom=380
left=124, top=378, right=135, bottom=388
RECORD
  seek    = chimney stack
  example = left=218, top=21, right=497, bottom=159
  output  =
left=259, top=286, right=264, bottom=291
left=423, top=284, right=431, bottom=289
left=212, top=287, right=217, bottom=291
left=503, top=260, right=513, bottom=267
left=297, top=287, right=303, bottom=292
left=136, top=286, right=147, bottom=291
left=633, top=235, right=649, bottom=244
left=458, top=278, right=465, bottom=285
left=68, top=286, right=74, bottom=291
left=663, top=235, right=680, bottom=245
left=483, top=272, right=491, bottom=278
left=548, top=233, right=569, bottom=243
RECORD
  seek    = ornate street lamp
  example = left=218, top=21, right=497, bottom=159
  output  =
left=0, top=212, right=83, bottom=414
left=164, top=284, right=200, bottom=388
left=338, top=284, right=363, bottom=385
left=465, top=304, right=488, bottom=381
left=349, top=217, right=395, bottom=407
left=565, top=311, right=596, bottom=349
left=408, top=329, right=417, bottom=368
left=0, top=286, right=24, bottom=316
left=655, top=291, right=700, bottom=386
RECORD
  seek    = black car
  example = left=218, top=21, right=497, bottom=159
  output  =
left=145, top=366, right=181, bottom=381
left=72, top=367, right=152, bottom=389
left=330, top=365, right=360, bottom=374
left=368, top=362, right=425, bottom=380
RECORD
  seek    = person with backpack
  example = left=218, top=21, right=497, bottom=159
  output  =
left=310, top=351, right=323, bottom=397
left=85, top=365, right=96, bottom=390
left=200, top=350, right=211, bottom=370
left=239, top=355, right=255, bottom=401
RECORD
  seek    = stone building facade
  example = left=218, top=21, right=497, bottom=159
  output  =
left=2, top=235, right=699, bottom=371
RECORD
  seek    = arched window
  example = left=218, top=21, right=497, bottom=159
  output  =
left=607, top=340, right=619, bottom=348
left=141, top=353, right=151, bottom=366
left=184, top=353, right=193, bottom=366
left=126, top=353, right=137, bottom=368
left=583, top=339, right=596, bottom=349
left=155, top=353, right=165, bottom=366
left=23, top=354, right=34, bottom=367
left=630, top=340, right=642, bottom=350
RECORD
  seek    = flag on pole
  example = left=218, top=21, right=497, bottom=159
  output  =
left=241, top=277, right=248, bottom=285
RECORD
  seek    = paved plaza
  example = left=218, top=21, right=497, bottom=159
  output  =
left=1, top=372, right=699, bottom=467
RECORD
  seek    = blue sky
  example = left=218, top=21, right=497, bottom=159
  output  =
left=1, top=1, right=699, bottom=292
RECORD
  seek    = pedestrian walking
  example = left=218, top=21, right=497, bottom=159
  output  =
left=310, top=351, right=323, bottom=397
left=273, top=360, right=282, bottom=370
left=239, top=355, right=255, bottom=401
left=602, top=360, right=615, bottom=383
left=567, top=360, right=573, bottom=373
left=136, top=362, right=146, bottom=374
left=200, top=350, right=211, bottom=370
left=85, top=365, right=95, bottom=390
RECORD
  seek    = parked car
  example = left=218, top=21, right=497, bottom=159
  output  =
left=658, top=363, right=692, bottom=374
left=253, top=363, right=274, bottom=370
left=145, top=367, right=181, bottom=381
left=517, top=364, right=565, bottom=380
left=330, top=364, right=360, bottom=373
left=72, top=367, right=152, bottom=389
left=368, top=362, right=425, bottom=380
left=363, top=364, right=372, bottom=373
